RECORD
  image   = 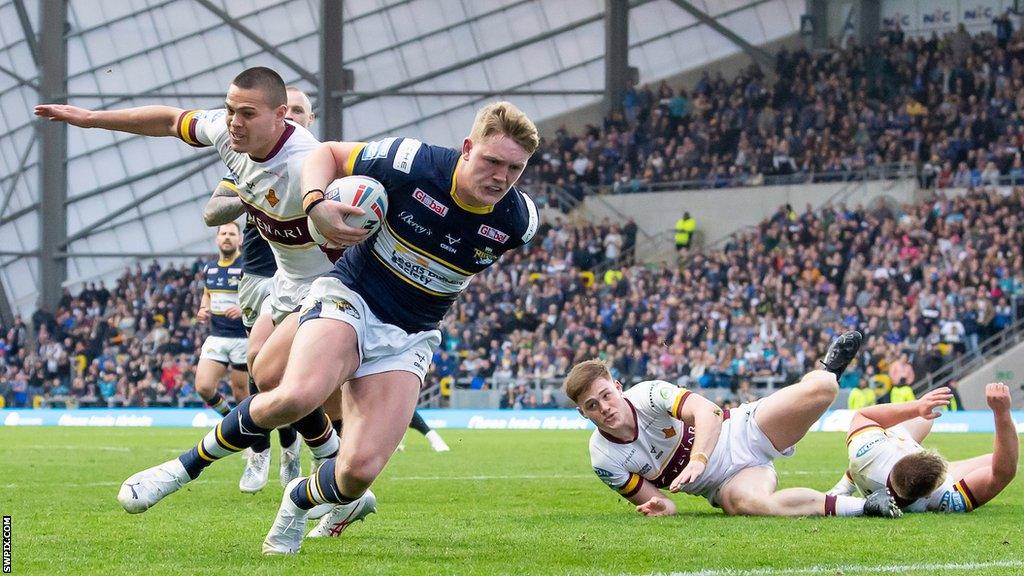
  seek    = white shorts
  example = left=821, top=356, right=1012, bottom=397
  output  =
left=261, top=271, right=319, bottom=325
left=684, top=400, right=795, bottom=505
left=238, top=273, right=272, bottom=329
left=200, top=335, right=248, bottom=367
left=297, top=276, right=441, bottom=382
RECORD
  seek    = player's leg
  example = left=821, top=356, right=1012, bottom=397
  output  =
left=753, top=331, right=860, bottom=452
left=228, top=365, right=250, bottom=405
left=753, top=369, right=838, bottom=452
left=117, top=318, right=353, bottom=514
left=718, top=466, right=900, bottom=517
left=948, top=454, right=993, bottom=480
left=267, top=372, right=415, bottom=552
left=195, top=345, right=232, bottom=416
left=410, top=409, right=449, bottom=452
left=251, top=312, right=299, bottom=392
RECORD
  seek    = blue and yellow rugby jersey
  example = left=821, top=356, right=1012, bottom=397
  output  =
left=203, top=255, right=246, bottom=339
left=329, top=137, right=538, bottom=333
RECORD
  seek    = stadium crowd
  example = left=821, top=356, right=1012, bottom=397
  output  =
left=523, top=24, right=1024, bottom=197
left=4, top=26, right=1024, bottom=410
left=0, top=261, right=210, bottom=408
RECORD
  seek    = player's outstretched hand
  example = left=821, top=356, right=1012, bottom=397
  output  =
left=986, top=382, right=1011, bottom=412
left=636, top=495, right=676, bottom=517
left=309, top=201, right=370, bottom=248
left=916, top=386, right=954, bottom=419
left=669, top=460, right=705, bottom=492
left=34, top=104, right=94, bottom=127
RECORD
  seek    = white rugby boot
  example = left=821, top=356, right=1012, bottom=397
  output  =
left=118, top=458, right=191, bottom=514
left=279, top=437, right=302, bottom=487
left=262, top=478, right=309, bottom=555
left=307, top=489, right=377, bottom=538
left=425, top=430, right=450, bottom=452
left=240, top=448, right=271, bottom=493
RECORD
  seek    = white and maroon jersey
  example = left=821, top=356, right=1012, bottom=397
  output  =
left=589, top=380, right=696, bottom=499
left=176, top=109, right=338, bottom=280
left=846, top=424, right=977, bottom=513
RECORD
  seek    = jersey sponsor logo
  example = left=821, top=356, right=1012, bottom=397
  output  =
left=247, top=207, right=315, bottom=246
left=393, top=138, right=422, bottom=174
left=441, top=235, right=461, bottom=254
left=661, top=427, right=676, bottom=439
left=473, top=248, right=496, bottom=266
left=593, top=467, right=617, bottom=487
left=228, top=268, right=242, bottom=274
left=412, top=188, right=449, bottom=217
left=207, top=268, right=219, bottom=274
left=397, top=211, right=432, bottom=236
left=386, top=248, right=465, bottom=292
left=639, top=464, right=652, bottom=475
left=266, top=189, right=280, bottom=207
left=363, top=137, right=396, bottom=160
left=659, top=387, right=672, bottom=400
left=478, top=225, right=509, bottom=244
left=855, top=436, right=885, bottom=458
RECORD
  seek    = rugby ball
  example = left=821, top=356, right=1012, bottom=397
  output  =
left=307, top=175, right=388, bottom=247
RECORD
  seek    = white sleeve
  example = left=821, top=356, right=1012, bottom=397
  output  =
left=591, top=446, right=643, bottom=498
left=636, top=380, right=692, bottom=419
left=175, top=109, right=226, bottom=147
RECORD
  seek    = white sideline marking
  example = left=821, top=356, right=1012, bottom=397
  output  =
left=6, top=444, right=131, bottom=452
left=654, top=560, right=1024, bottom=576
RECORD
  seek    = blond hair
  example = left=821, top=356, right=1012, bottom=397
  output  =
left=890, top=450, right=948, bottom=500
left=470, top=101, right=539, bottom=154
left=563, top=359, right=613, bottom=405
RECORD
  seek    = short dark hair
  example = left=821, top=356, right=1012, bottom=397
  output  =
left=231, top=67, right=287, bottom=108
left=890, top=451, right=947, bottom=501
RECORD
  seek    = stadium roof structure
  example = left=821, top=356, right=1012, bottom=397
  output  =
left=0, top=0, right=801, bottom=319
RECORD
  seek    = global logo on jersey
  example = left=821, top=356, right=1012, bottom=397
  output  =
left=855, top=437, right=884, bottom=458
left=412, top=188, right=449, bottom=217
left=478, top=225, right=509, bottom=244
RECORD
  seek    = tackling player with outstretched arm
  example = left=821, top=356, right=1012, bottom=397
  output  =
left=829, top=383, right=1018, bottom=513
left=201, top=85, right=324, bottom=494
left=566, top=332, right=903, bottom=519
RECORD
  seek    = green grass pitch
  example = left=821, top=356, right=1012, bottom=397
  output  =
left=0, top=427, right=1021, bottom=575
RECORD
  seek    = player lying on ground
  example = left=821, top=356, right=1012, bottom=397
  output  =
left=828, top=383, right=1018, bottom=513
left=565, top=331, right=902, bottom=518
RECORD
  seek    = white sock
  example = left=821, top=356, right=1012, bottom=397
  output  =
left=309, top=430, right=339, bottom=459
left=836, top=495, right=865, bottom=517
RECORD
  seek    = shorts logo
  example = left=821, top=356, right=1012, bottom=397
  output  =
left=331, top=298, right=361, bottom=320
left=393, top=138, right=422, bottom=174
left=412, top=188, right=449, bottom=217
left=478, top=225, right=509, bottom=244
left=855, top=437, right=884, bottom=458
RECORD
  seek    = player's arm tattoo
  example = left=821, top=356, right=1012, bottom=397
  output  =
left=203, top=183, right=245, bottom=226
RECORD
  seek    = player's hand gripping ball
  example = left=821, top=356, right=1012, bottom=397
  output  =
left=308, top=175, right=388, bottom=247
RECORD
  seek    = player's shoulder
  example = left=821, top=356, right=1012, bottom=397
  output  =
left=359, top=137, right=455, bottom=172
left=495, top=185, right=539, bottom=245
left=625, top=379, right=678, bottom=409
